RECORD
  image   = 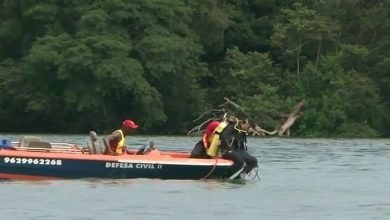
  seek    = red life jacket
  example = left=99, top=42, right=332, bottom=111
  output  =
left=202, top=121, right=220, bottom=149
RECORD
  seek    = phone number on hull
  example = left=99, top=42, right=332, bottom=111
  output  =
left=3, top=157, right=62, bottom=166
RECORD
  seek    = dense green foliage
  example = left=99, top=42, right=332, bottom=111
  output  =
left=0, top=0, right=389, bottom=137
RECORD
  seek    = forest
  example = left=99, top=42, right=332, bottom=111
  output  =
left=0, top=0, right=389, bottom=137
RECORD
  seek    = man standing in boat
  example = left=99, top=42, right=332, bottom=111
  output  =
left=103, top=119, right=138, bottom=155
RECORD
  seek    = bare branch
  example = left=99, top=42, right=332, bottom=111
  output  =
left=193, top=109, right=224, bottom=122
left=187, top=117, right=221, bottom=135
left=223, top=97, right=247, bottom=115
left=187, top=98, right=307, bottom=137
left=250, top=124, right=278, bottom=136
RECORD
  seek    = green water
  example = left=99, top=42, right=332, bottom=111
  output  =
left=0, top=135, right=389, bottom=219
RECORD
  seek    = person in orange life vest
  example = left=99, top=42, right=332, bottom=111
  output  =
left=190, top=121, right=219, bottom=158
left=103, top=119, right=138, bottom=155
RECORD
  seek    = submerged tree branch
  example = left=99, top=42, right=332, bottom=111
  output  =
left=188, top=97, right=307, bottom=136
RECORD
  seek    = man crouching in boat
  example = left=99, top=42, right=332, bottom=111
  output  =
left=207, top=117, right=258, bottom=174
left=103, top=119, right=138, bottom=155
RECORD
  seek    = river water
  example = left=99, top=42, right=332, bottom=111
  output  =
left=0, top=134, right=389, bottom=220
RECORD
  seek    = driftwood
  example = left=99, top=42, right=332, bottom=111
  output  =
left=187, top=97, right=307, bottom=136
left=277, top=100, right=307, bottom=136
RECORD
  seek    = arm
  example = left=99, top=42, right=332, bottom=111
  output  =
left=219, top=124, right=235, bottom=150
left=243, top=134, right=248, bottom=151
left=234, top=132, right=247, bottom=150
left=103, top=132, right=121, bottom=155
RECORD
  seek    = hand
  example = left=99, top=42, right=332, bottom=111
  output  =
left=107, top=149, right=116, bottom=156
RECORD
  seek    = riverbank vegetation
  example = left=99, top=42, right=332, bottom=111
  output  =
left=0, top=0, right=388, bottom=137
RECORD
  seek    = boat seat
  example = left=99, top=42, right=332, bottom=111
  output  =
left=87, top=142, right=95, bottom=154
left=87, top=131, right=106, bottom=155
left=94, top=142, right=105, bottom=154
left=19, top=136, right=51, bottom=148
left=87, top=142, right=105, bottom=154
left=87, top=142, right=106, bottom=154
left=87, top=142, right=105, bottom=155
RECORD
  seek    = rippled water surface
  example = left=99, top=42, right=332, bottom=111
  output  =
left=0, top=134, right=389, bottom=220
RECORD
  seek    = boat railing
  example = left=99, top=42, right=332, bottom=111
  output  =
left=10, top=141, right=86, bottom=154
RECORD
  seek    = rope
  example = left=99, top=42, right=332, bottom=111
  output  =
left=242, top=166, right=261, bottom=181
left=200, top=156, right=219, bottom=180
left=229, top=115, right=249, bottom=135
left=250, top=166, right=261, bottom=181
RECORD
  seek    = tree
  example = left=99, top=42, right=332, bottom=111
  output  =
left=297, top=51, right=382, bottom=137
left=269, top=3, right=338, bottom=80
left=211, top=47, right=294, bottom=131
left=128, top=0, right=209, bottom=132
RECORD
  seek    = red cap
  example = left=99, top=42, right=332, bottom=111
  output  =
left=205, top=121, right=219, bottom=137
left=122, top=119, right=138, bottom=129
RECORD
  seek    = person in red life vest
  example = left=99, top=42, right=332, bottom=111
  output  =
left=103, top=119, right=139, bottom=155
left=190, top=121, right=220, bottom=158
